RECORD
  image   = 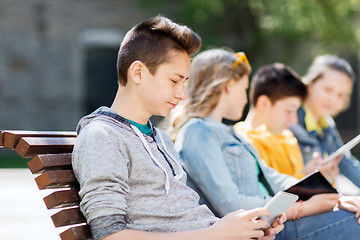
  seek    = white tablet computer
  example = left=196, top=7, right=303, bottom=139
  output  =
left=321, top=133, right=360, bottom=165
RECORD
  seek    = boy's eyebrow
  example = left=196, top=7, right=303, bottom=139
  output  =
left=174, top=73, right=188, bottom=80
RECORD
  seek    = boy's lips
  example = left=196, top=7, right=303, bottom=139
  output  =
left=168, top=102, right=177, bottom=108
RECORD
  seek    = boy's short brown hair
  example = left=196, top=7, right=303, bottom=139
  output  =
left=117, top=15, right=201, bottom=86
left=250, top=63, right=307, bottom=106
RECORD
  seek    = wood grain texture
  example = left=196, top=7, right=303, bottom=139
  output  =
left=59, top=225, right=92, bottom=240
left=35, top=170, right=79, bottom=190
left=15, top=137, right=76, bottom=158
left=3, top=130, right=76, bottom=149
left=27, top=153, right=72, bottom=174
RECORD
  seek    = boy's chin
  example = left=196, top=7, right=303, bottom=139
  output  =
left=155, top=109, right=172, bottom=117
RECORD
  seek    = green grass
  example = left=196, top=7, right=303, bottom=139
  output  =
left=0, top=150, right=29, bottom=168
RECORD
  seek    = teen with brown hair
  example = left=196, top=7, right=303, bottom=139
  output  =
left=72, top=16, right=283, bottom=240
left=235, top=63, right=340, bottom=182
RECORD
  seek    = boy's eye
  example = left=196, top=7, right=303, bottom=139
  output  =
left=170, top=79, right=177, bottom=83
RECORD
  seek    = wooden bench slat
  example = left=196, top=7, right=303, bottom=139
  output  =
left=35, top=170, right=79, bottom=189
left=3, top=130, right=76, bottom=149
left=27, top=153, right=72, bottom=174
left=1, top=129, right=94, bottom=239
left=60, top=225, right=92, bottom=240
left=15, top=137, right=76, bottom=158
left=44, top=189, right=80, bottom=209
left=51, top=207, right=86, bottom=227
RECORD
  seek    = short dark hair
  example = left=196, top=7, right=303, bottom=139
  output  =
left=250, top=63, right=307, bottom=106
left=117, top=15, right=201, bottom=86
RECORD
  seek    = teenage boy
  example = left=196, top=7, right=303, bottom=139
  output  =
left=72, top=16, right=284, bottom=240
left=234, top=63, right=340, bottom=182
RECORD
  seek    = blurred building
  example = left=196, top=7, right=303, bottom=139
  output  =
left=0, top=0, right=154, bottom=131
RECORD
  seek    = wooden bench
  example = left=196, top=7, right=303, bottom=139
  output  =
left=0, top=130, right=93, bottom=240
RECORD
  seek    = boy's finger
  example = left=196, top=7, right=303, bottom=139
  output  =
left=251, top=229, right=266, bottom=239
left=261, top=236, right=276, bottom=240
left=254, top=218, right=269, bottom=230
left=245, top=208, right=270, bottom=219
left=233, top=209, right=245, bottom=214
left=279, top=213, right=287, bottom=224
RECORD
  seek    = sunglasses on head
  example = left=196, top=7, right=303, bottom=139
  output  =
left=233, top=52, right=249, bottom=69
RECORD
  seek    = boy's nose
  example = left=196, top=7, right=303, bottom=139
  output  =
left=175, top=84, right=186, bottom=100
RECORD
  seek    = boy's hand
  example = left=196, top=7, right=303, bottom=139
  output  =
left=260, top=213, right=286, bottom=240
left=211, top=208, right=284, bottom=240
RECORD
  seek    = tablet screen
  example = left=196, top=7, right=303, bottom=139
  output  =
left=285, top=171, right=337, bottom=201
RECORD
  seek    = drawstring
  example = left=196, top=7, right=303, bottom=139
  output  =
left=131, top=125, right=171, bottom=194
left=96, top=110, right=182, bottom=194
left=157, top=130, right=184, bottom=181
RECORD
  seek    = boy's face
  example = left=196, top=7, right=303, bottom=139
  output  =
left=264, top=96, right=301, bottom=134
left=140, top=50, right=190, bottom=117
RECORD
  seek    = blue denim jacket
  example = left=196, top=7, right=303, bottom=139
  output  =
left=290, top=107, right=360, bottom=188
left=174, top=117, right=297, bottom=217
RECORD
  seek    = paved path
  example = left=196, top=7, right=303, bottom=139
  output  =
left=0, top=169, right=65, bottom=240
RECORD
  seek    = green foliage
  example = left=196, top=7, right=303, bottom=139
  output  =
left=249, top=0, right=359, bottom=47
left=136, top=0, right=360, bottom=73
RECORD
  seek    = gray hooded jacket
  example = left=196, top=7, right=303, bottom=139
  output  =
left=72, top=107, right=217, bottom=240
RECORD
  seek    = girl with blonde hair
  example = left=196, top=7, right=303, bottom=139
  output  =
left=170, top=48, right=251, bottom=140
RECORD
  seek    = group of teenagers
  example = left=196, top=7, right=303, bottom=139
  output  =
left=72, top=16, right=360, bottom=240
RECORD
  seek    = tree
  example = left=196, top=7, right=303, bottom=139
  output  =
left=136, top=0, right=360, bottom=73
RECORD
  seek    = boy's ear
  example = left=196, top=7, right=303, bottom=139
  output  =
left=256, top=95, right=272, bottom=110
left=128, top=60, right=144, bottom=85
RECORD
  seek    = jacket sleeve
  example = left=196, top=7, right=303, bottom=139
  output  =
left=177, top=122, right=269, bottom=217
left=72, top=122, right=129, bottom=240
left=257, top=158, right=299, bottom=193
left=239, top=137, right=299, bottom=193
left=252, top=138, right=306, bottom=179
left=332, top=127, right=360, bottom=188
left=339, top=154, right=360, bottom=188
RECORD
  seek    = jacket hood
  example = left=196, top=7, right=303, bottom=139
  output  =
left=76, top=106, right=130, bottom=135
left=76, top=106, right=184, bottom=194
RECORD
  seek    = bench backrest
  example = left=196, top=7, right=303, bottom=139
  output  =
left=0, top=130, right=93, bottom=240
